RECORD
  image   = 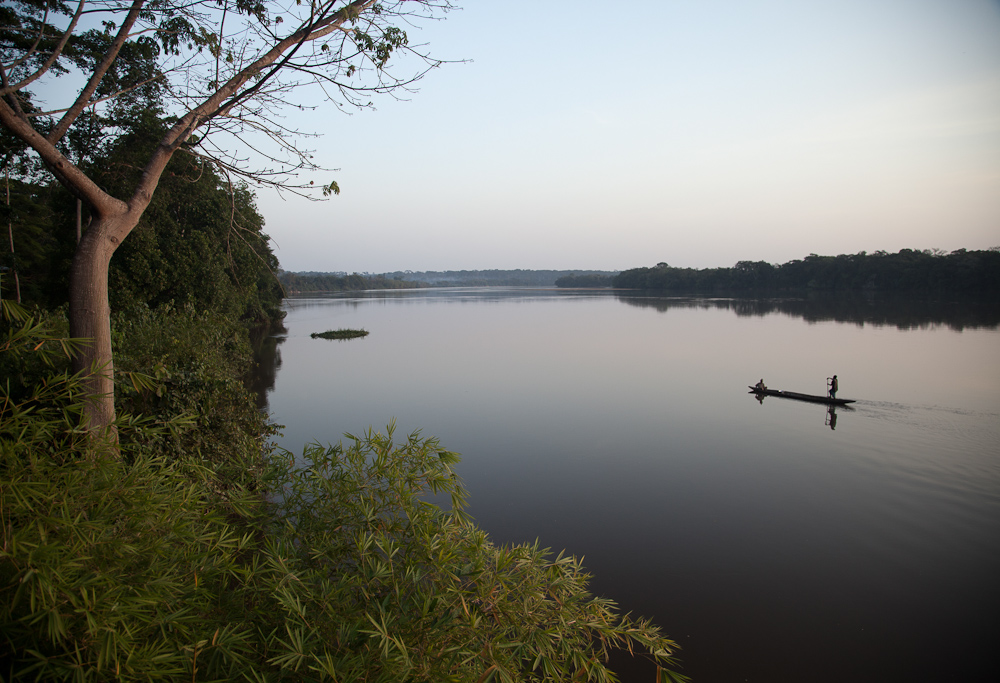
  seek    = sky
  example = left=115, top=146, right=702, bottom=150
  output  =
left=253, top=0, right=1000, bottom=273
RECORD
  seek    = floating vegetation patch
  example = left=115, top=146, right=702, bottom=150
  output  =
left=310, top=328, right=369, bottom=340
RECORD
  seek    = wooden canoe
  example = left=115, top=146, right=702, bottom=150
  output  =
left=748, top=386, right=856, bottom=406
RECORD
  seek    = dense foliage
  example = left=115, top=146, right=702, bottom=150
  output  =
left=2, top=115, right=283, bottom=325
left=0, top=178, right=62, bottom=305
left=613, top=249, right=1000, bottom=293
left=1, top=307, right=687, bottom=682
left=112, top=303, right=278, bottom=488
left=0, top=361, right=260, bottom=681
left=102, top=119, right=284, bottom=326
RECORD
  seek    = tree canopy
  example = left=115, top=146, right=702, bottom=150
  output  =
left=4, top=113, right=284, bottom=323
left=1, top=0, right=454, bottom=430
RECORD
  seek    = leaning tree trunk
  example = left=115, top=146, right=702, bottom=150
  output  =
left=1, top=0, right=379, bottom=434
left=68, top=211, right=139, bottom=433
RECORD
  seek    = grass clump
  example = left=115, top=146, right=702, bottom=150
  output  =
left=311, top=328, right=369, bottom=340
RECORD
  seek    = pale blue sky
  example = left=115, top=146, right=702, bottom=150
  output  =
left=255, top=0, right=1000, bottom=273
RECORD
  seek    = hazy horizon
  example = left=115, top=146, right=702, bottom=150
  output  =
left=280, top=246, right=997, bottom=277
left=255, top=0, right=1000, bottom=274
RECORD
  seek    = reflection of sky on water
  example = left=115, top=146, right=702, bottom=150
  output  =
left=260, top=289, right=1000, bottom=683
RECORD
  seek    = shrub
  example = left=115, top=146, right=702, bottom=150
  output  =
left=111, top=303, right=277, bottom=490
left=255, top=426, right=687, bottom=682
left=1, top=305, right=261, bottom=680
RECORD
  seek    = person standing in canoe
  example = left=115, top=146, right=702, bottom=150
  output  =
left=827, top=375, right=838, bottom=399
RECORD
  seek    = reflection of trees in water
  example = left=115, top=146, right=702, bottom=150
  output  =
left=615, top=292, right=1000, bottom=331
left=246, top=322, right=287, bottom=411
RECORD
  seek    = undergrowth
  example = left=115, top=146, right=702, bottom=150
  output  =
left=0, top=301, right=687, bottom=682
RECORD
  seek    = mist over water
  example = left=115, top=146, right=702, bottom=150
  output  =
left=255, top=289, right=1000, bottom=682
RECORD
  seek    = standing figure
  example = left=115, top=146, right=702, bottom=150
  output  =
left=828, top=374, right=839, bottom=399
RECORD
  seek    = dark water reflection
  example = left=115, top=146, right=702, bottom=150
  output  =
left=247, top=321, right=286, bottom=410
left=615, top=291, right=1000, bottom=331
left=253, top=289, right=1000, bottom=682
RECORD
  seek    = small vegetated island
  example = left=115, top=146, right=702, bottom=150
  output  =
left=311, top=328, right=369, bottom=340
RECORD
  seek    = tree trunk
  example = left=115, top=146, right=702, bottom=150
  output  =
left=69, top=211, right=138, bottom=432
left=1, top=0, right=384, bottom=434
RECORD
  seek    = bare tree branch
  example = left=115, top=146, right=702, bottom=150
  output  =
left=1, top=1, right=88, bottom=98
left=48, top=0, right=147, bottom=143
left=0, top=97, right=125, bottom=215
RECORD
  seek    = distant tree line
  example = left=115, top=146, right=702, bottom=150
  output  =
left=554, top=273, right=613, bottom=288
left=277, top=271, right=428, bottom=293
left=613, top=249, right=1000, bottom=293
left=281, top=269, right=621, bottom=290
left=383, top=269, right=618, bottom=287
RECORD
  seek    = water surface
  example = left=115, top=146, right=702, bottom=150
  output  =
left=258, top=289, right=1000, bottom=682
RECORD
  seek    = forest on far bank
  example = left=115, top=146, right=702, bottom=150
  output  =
left=609, top=249, right=1000, bottom=293
left=280, top=269, right=619, bottom=292
left=280, top=251, right=1000, bottom=295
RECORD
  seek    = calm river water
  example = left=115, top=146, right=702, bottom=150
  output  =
left=254, top=289, right=1000, bottom=683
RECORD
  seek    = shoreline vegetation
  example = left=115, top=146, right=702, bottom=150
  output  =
left=278, top=269, right=619, bottom=293
left=310, top=328, right=369, bottom=340
left=278, top=249, right=999, bottom=296
left=610, top=248, right=1000, bottom=293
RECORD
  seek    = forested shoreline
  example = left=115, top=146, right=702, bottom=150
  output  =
left=611, top=249, right=1000, bottom=293
left=382, top=269, right=617, bottom=287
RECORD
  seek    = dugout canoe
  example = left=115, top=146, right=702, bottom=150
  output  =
left=748, top=386, right=856, bottom=406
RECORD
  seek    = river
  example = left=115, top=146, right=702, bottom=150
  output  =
left=253, top=288, right=1000, bottom=682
